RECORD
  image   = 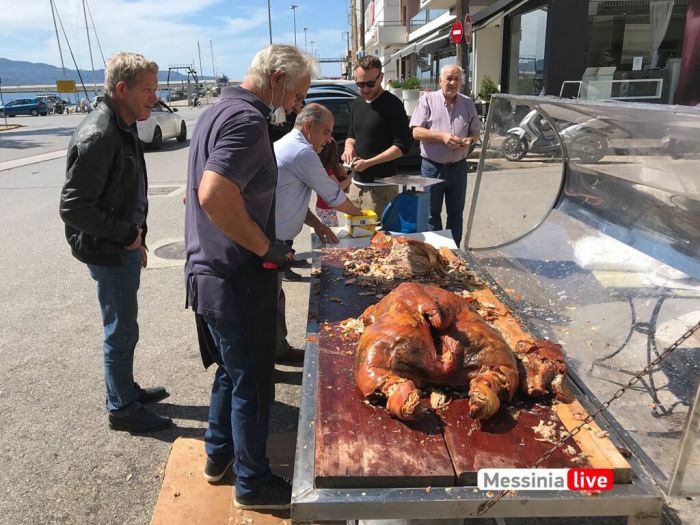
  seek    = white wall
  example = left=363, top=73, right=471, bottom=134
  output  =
left=474, top=19, right=503, bottom=97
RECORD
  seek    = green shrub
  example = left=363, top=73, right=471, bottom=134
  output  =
left=402, top=77, right=422, bottom=90
left=478, top=75, right=499, bottom=101
left=389, top=79, right=402, bottom=88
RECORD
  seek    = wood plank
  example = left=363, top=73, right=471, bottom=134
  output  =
left=470, top=287, right=631, bottom=482
left=313, top=253, right=455, bottom=489
left=151, top=436, right=295, bottom=525
left=151, top=437, right=232, bottom=525
left=440, top=396, right=586, bottom=486
left=314, top=341, right=455, bottom=488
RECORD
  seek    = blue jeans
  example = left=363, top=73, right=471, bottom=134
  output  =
left=87, top=249, right=142, bottom=416
left=421, top=158, right=468, bottom=246
left=203, top=314, right=272, bottom=498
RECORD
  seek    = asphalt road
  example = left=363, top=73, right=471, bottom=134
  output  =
left=0, top=107, right=313, bottom=524
left=0, top=108, right=694, bottom=525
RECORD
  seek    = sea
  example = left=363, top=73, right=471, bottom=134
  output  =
left=0, top=89, right=177, bottom=105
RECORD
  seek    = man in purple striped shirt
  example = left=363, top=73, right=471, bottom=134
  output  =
left=409, top=64, right=480, bottom=246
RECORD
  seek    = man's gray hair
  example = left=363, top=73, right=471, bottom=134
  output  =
left=294, top=103, right=332, bottom=128
left=440, top=64, right=464, bottom=80
left=104, top=52, right=159, bottom=97
left=247, top=44, right=317, bottom=89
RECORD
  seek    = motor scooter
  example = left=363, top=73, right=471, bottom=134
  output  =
left=502, top=109, right=608, bottom=163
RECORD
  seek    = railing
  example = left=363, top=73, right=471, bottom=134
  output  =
left=409, top=8, right=448, bottom=32
left=559, top=78, right=664, bottom=101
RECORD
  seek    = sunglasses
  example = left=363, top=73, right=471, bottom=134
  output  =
left=356, top=76, right=381, bottom=89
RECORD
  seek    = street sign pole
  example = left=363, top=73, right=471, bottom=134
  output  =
left=455, top=0, right=470, bottom=95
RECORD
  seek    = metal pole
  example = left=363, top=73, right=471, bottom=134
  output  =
left=198, top=41, right=208, bottom=106
left=455, top=0, right=471, bottom=95
left=82, top=0, right=97, bottom=97
left=290, top=5, right=298, bottom=46
left=359, top=0, right=365, bottom=54
left=210, top=40, right=216, bottom=80
left=49, top=0, right=67, bottom=78
left=350, top=0, right=358, bottom=61
left=267, top=0, right=272, bottom=44
left=304, top=27, right=308, bottom=52
left=310, top=40, right=316, bottom=58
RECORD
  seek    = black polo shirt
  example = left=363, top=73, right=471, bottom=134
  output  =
left=184, top=87, right=276, bottom=321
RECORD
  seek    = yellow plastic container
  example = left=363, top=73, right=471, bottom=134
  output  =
left=343, top=209, right=378, bottom=238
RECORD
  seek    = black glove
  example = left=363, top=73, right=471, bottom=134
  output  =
left=262, top=240, right=294, bottom=270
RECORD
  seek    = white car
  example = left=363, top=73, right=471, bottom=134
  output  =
left=137, top=100, right=187, bottom=148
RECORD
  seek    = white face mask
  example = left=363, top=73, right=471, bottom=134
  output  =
left=269, top=77, right=287, bottom=125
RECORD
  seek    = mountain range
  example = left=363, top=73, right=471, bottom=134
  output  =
left=0, top=57, right=209, bottom=87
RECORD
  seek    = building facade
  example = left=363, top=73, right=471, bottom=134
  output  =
left=357, top=0, right=699, bottom=106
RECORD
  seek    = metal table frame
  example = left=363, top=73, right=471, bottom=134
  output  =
left=290, top=240, right=665, bottom=524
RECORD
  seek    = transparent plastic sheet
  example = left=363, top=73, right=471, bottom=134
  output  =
left=465, top=94, right=700, bottom=495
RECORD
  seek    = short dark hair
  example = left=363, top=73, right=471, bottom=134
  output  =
left=356, top=55, right=382, bottom=72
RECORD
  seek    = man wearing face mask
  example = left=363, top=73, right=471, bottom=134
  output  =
left=184, top=44, right=314, bottom=510
left=273, top=103, right=363, bottom=361
left=341, top=55, right=412, bottom=215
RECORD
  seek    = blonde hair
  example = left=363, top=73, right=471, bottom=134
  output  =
left=104, top=52, right=159, bottom=97
left=247, top=44, right=317, bottom=90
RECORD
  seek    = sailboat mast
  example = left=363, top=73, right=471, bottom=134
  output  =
left=210, top=40, right=216, bottom=80
left=50, top=0, right=67, bottom=78
left=82, top=0, right=97, bottom=97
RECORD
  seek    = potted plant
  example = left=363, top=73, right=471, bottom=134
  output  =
left=388, top=79, right=403, bottom=100
left=401, top=77, right=422, bottom=116
left=477, top=75, right=499, bottom=118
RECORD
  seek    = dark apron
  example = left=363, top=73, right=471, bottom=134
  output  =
left=193, top=259, right=279, bottom=422
left=191, top=93, right=279, bottom=421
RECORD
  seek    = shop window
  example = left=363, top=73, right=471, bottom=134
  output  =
left=585, top=0, right=687, bottom=71
left=583, top=0, right=689, bottom=104
left=507, top=6, right=548, bottom=95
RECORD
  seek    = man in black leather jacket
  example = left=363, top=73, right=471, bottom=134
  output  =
left=59, top=52, right=172, bottom=433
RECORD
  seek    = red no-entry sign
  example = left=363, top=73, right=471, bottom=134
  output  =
left=450, top=21, right=463, bottom=44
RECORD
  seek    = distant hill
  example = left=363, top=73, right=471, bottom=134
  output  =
left=0, top=57, right=210, bottom=87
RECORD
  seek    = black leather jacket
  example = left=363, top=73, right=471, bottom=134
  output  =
left=59, top=97, right=148, bottom=266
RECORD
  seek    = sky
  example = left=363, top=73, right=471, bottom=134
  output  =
left=0, top=0, right=352, bottom=80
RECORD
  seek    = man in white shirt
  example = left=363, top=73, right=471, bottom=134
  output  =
left=274, top=103, right=362, bottom=363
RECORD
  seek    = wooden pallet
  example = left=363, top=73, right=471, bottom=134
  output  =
left=313, top=251, right=630, bottom=488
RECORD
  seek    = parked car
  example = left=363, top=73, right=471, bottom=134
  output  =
left=91, top=95, right=105, bottom=110
left=36, top=95, right=66, bottom=114
left=136, top=100, right=187, bottom=148
left=0, top=98, right=48, bottom=117
left=306, top=84, right=358, bottom=99
left=310, top=80, right=360, bottom=95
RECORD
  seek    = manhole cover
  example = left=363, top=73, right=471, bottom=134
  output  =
left=148, top=186, right=180, bottom=196
left=154, top=241, right=186, bottom=260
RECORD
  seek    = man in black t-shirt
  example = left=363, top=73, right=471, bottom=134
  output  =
left=342, top=56, right=411, bottom=214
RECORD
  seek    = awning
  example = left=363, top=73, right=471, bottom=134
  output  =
left=420, top=33, right=450, bottom=55
left=472, top=0, right=530, bottom=29
left=390, top=28, right=450, bottom=62
left=390, top=42, right=417, bottom=62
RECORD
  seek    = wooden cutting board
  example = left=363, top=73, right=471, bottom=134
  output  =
left=312, top=250, right=630, bottom=488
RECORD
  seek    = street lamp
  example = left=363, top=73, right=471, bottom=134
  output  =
left=267, top=0, right=272, bottom=44
left=303, top=27, right=308, bottom=53
left=290, top=5, right=298, bottom=47
left=310, top=40, right=316, bottom=58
